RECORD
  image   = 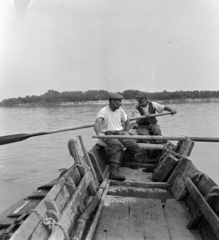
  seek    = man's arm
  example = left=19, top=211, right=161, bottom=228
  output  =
left=163, top=105, right=177, bottom=115
left=94, top=117, right=104, bottom=136
left=133, top=107, right=146, bottom=125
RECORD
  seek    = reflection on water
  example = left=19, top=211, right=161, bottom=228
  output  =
left=0, top=100, right=219, bottom=212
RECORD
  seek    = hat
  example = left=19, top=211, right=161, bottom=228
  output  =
left=135, top=91, right=148, bottom=99
left=108, top=92, right=123, bottom=100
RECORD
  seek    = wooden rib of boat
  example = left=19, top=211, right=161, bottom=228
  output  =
left=0, top=136, right=219, bottom=240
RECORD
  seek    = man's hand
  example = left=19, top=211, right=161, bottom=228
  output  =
left=97, top=132, right=105, bottom=138
left=124, top=131, right=130, bottom=135
left=170, top=109, right=177, bottom=115
left=144, top=113, right=151, bottom=118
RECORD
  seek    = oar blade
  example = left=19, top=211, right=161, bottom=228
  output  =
left=0, top=134, right=32, bottom=145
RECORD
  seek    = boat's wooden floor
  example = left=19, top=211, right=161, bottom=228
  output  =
left=93, top=167, right=202, bottom=240
left=120, top=167, right=153, bottom=183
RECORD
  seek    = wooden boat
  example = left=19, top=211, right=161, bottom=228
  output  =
left=0, top=134, right=219, bottom=240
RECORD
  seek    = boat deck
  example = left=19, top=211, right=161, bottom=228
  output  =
left=93, top=167, right=202, bottom=240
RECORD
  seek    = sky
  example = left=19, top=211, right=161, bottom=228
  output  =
left=0, top=0, right=219, bottom=101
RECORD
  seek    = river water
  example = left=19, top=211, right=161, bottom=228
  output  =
left=0, top=100, right=219, bottom=213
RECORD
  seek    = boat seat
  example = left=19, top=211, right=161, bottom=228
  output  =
left=96, top=139, right=164, bottom=150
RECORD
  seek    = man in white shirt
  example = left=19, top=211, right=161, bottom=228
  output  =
left=94, top=92, right=140, bottom=181
left=131, top=91, right=177, bottom=144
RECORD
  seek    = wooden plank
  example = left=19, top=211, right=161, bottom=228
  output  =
left=185, top=178, right=219, bottom=236
left=187, top=186, right=219, bottom=229
left=88, top=151, right=105, bottom=183
left=175, top=139, right=195, bottom=157
left=48, top=170, right=93, bottom=240
left=68, top=139, right=97, bottom=195
left=171, top=173, right=188, bottom=200
left=167, top=157, right=197, bottom=186
left=85, top=182, right=110, bottom=240
left=153, top=188, right=173, bottom=202
left=72, top=180, right=108, bottom=240
left=10, top=177, right=66, bottom=240
left=152, top=153, right=178, bottom=182
left=138, top=143, right=165, bottom=150
left=122, top=162, right=158, bottom=169
left=110, top=180, right=170, bottom=189
left=164, top=199, right=201, bottom=239
left=53, top=185, right=71, bottom=213
left=141, top=198, right=171, bottom=240
left=78, top=135, right=98, bottom=183
left=93, top=196, right=171, bottom=240
left=107, top=186, right=154, bottom=199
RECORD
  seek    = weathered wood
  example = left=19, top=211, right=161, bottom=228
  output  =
left=102, top=165, right=109, bottom=178
left=72, top=180, right=107, bottom=240
left=110, top=180, right=170, bottom=189
left=88, top=151, right=105, bottom=183
left=93, top=196, right=171, bottom=240
left=185, top=178, right=219, bottom=236
left=185, top=171, right=217, bottom=214
left=152, top=153, right=178, bottom=182
left=10, top=177, right=66, bottom=240
left=164, top=199, right=201, bottom=239
left=85, top=182, right=110, bottom=240
left=107, top=186, right=154, bottom=198
left=138, top=143, right=165, bottom=150
left=191, top=171, right=217, bottom=197
left=171, top=174, right=188, bottom=200
left=68, top=139, right=96, bottom=195
left=44, top=200, right=61, bottom=221
left=107, top=186, right=173, bottom=200
left=175, top=139, right=195, bottom=157
left=199, top=195, right=219, bottom=240
left=122, top=162, right=158, bottom=169
left=78, top=135, right=98, bottom=183
left=48, top=170, right=93, bottom=240
left=167, top=157, right=197, bottom=186
left=93, top=135, right=219, bottom=142
left=187, top=186, right=219, bottom=229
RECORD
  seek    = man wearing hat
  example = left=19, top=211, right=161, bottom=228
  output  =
left=131, top=91, right=177, bottom=143
left=94, top=92, right=140, bottom=181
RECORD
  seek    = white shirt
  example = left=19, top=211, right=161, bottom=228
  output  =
left=97, top=105, right=127, bottom=132
left=133, top=102, right=164, bottom=117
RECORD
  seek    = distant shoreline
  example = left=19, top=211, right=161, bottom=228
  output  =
left=1, top=98, right=219, bottom=107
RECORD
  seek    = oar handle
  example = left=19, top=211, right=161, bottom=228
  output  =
left=92, top=135, right=219, bottom=143
left=129, top=112, right=174, bottom=121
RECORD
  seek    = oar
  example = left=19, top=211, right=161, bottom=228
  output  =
left=128, top=112, right=174, bottom=121
left=93, top=135, right=219, bottom=143
left=0, top=124, right=94, bottom=146
left=0, top=112, right=174, bottom=146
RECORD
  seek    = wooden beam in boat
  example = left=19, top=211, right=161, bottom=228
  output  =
left=72, top=180, right=108, bottom=240
left=93, top=135, right=219, bottom=142
left=85, top=182, right=110, bottom=240
left=187, top=186, right=219, bottom=229
left=138, top=143, right=165, bottom=150
left=9, top=177, right=66, bottom=240
left=122, top=162, right=158, bottom=169
left=107, top=186, right=173, bottom=200
left=185, top=177, right=219, bottom=236
left=88, top=152, right=104, bottom=183
left=109, top=180, right=170, bottom=189
left=48, top=170, right=93, bottom=240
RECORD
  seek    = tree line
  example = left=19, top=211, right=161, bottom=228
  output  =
left=1, top=89, right=219, bottom=106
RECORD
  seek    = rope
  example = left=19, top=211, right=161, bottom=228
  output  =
left=31, top=210, right=70, bottom=240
